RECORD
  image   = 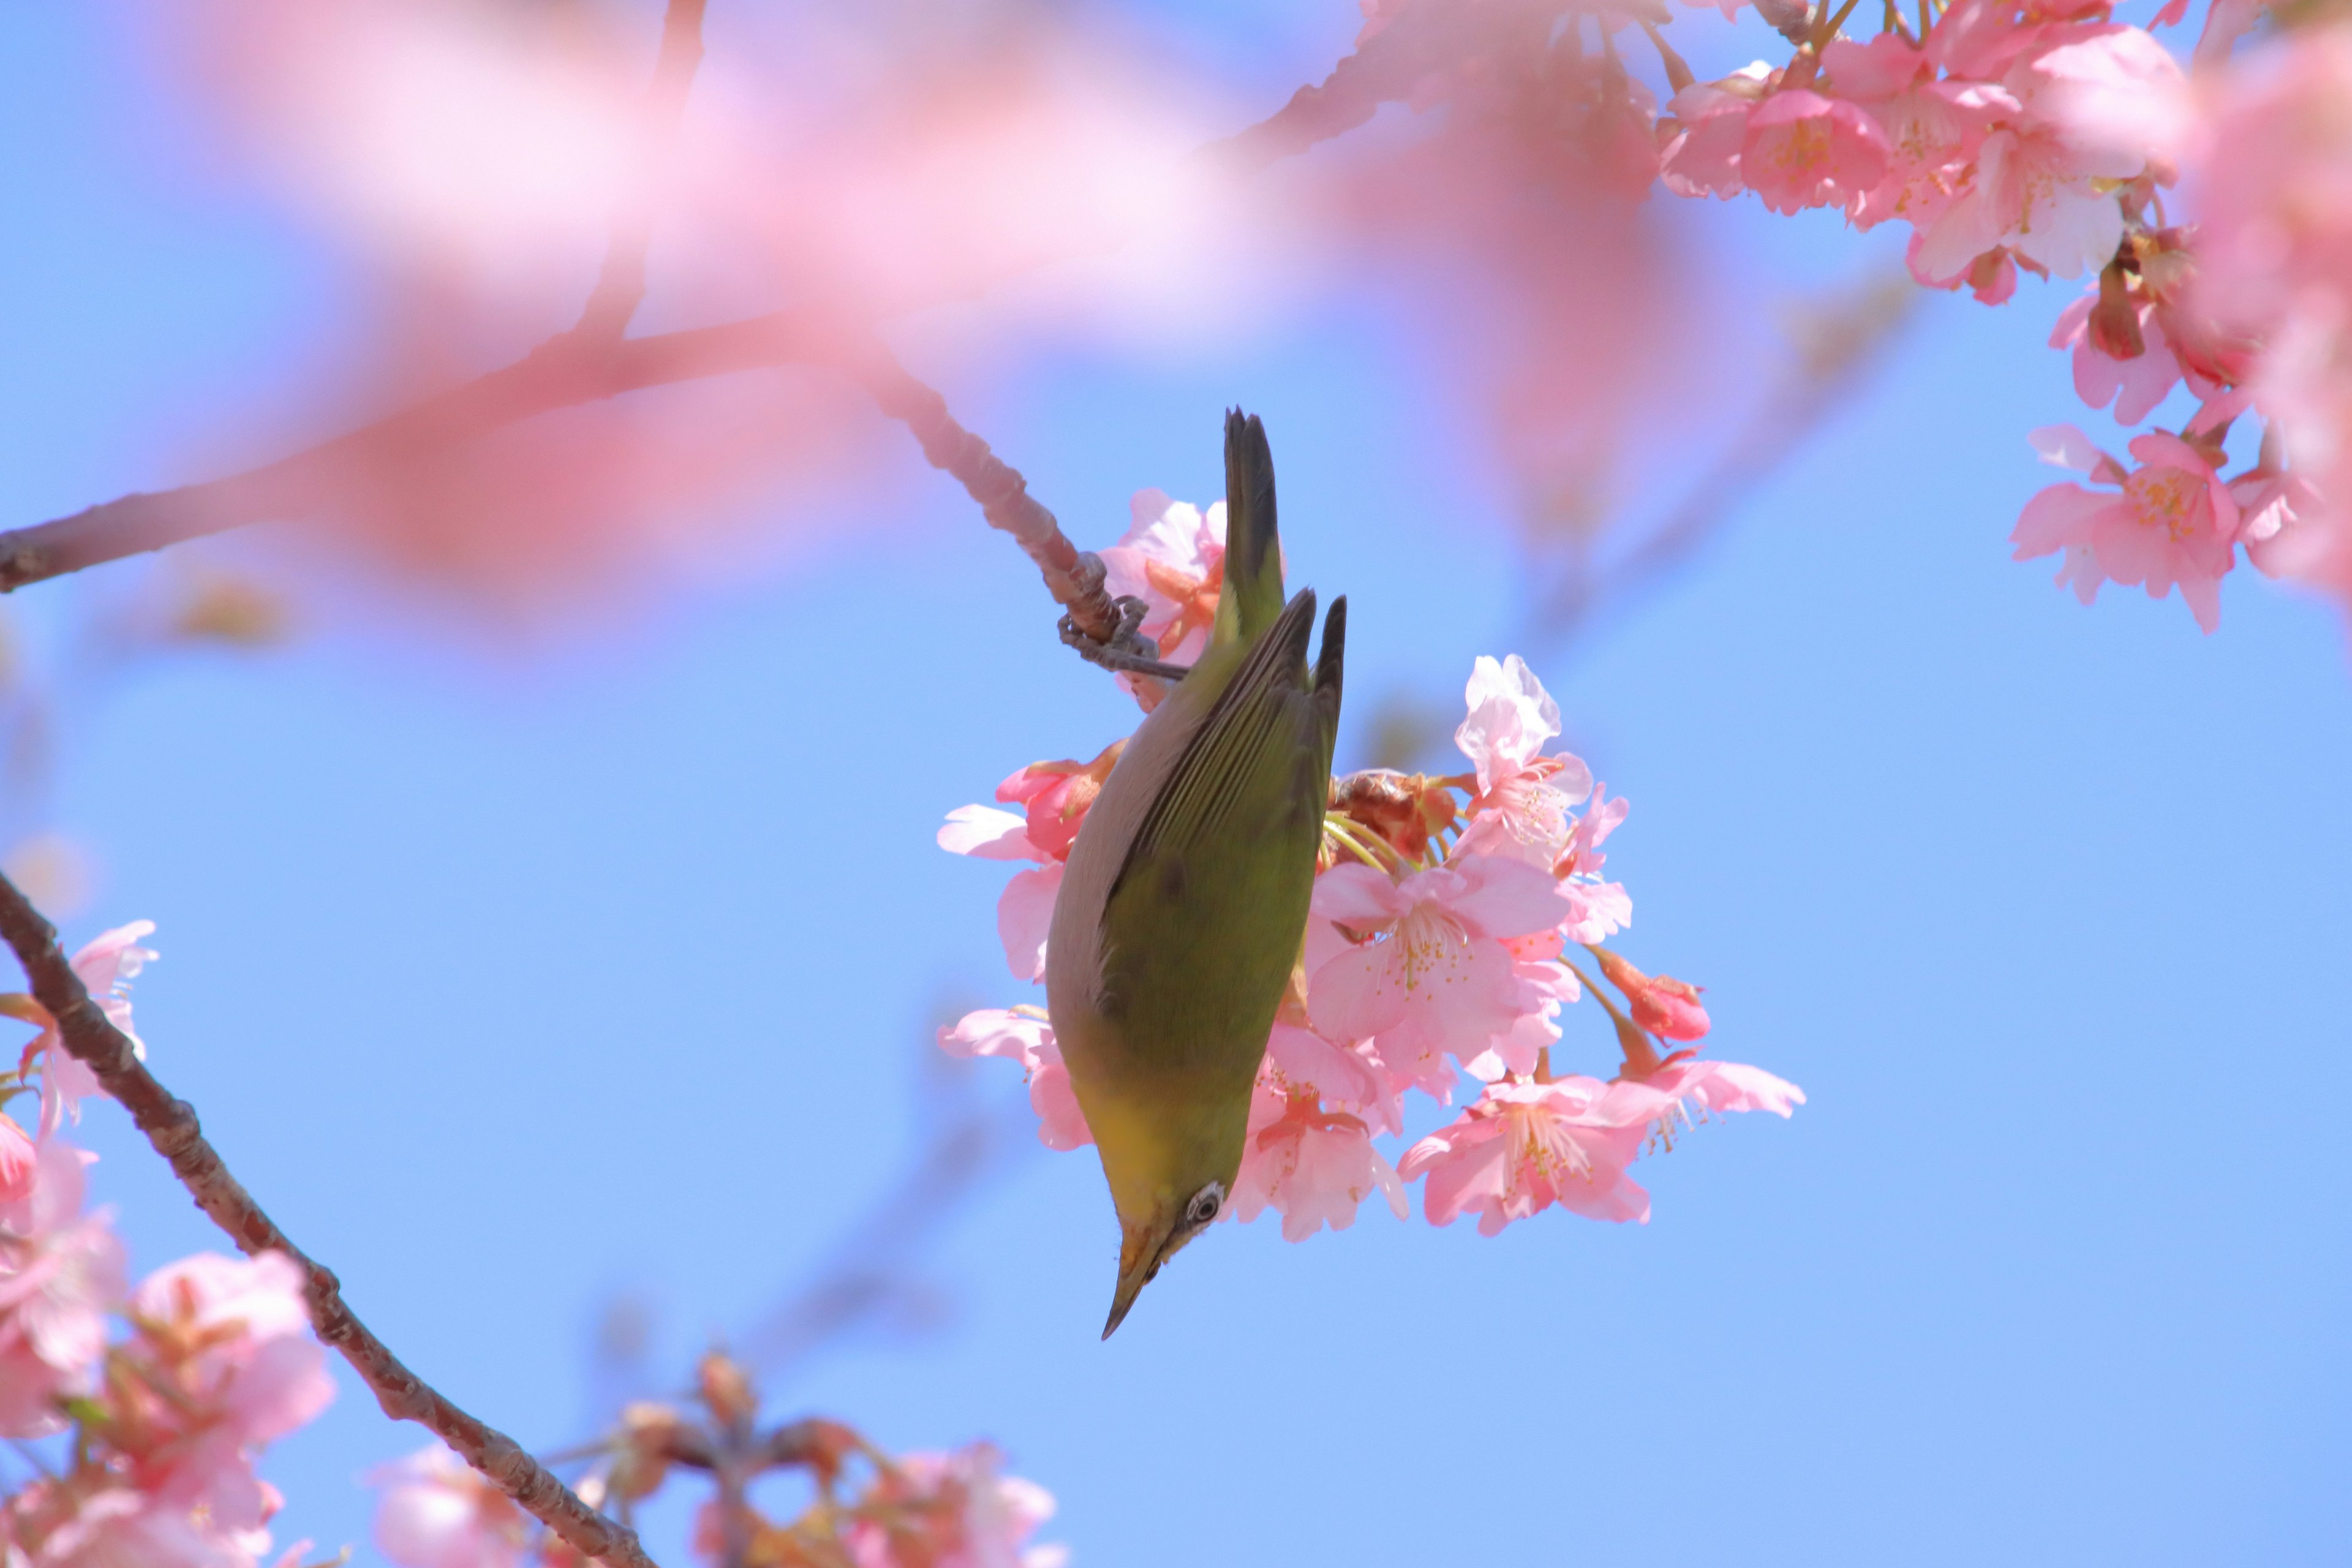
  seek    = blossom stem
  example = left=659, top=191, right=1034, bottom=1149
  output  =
left=1638, top=18, right=1695, bottom=96
left=0, top=872, right=663, bottom=1568
left=1322, top=813, right=1398, bottom=872
left=1561, top=954, right=1627, bottom=1026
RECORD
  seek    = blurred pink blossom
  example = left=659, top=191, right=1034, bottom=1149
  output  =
left=0, top=1139, right=127, bottom=1438
left=371, top=1442, right=531, bottom=1568
left=843, top=1442, right=1063, bottom=1568
left=0, top=1116, right=33, bottom=1208
left=1741, top=90, right=1893, bottom=219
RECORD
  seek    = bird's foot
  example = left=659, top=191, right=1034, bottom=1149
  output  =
left=1060, top=595, right=1193, bottom=681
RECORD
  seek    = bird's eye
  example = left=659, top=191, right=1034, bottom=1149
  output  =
left=1185, top=1182, right=1224, bottom=1227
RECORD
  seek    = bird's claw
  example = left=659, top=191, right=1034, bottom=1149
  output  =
left=1060, top=595, right=1193, bottom=681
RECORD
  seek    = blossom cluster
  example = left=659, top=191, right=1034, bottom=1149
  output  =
left=1650, top=0, right=2346, bottom=629
left=941, top=494, right=1803, bottom=1245
left=1, top=924, right=338, bottom=1568
left=369, top=1352, right=1062, bottom=1568
left=1373, top=0, right=2347, bottom=630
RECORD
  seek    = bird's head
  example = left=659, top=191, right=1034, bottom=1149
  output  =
left=1083, top=1082, right=1252, bottom=1340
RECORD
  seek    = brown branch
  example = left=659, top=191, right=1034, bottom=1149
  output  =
left=0, top=875, right=662, bottom=1568
left=573, top=0, right=710, bottom=342
left=846, top=341, right=1120, bottom=643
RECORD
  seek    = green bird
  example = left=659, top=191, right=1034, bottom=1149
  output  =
left=1046, top=410, right=1346, bottom=1340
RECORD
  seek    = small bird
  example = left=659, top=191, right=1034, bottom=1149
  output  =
left=1046, top=410, right=1345, bottom=1339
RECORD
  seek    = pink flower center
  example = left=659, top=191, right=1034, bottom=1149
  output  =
left=1506, top=1102, right=1597, bottom=1185
left=1765, top=116, right=1831, bottom=176
left=2124, top=465, right=2206, bottom=540
left=1393, top=904, right=1472, bottom=994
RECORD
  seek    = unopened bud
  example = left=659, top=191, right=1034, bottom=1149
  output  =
left=698, top=1352, right=758, bottom=1431
left=2089, top=263, right=2147, bottom=361
left=1330, top=769, right=1458, bottom=859
left=610, top=1401, right=689, bottom=1502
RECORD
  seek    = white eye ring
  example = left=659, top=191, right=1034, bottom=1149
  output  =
left=1185, top=1182, right=1224, bottom=1227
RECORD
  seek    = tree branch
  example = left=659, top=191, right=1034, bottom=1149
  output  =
left=0, top=312, right=822, bottom=595
left=848, top=342, right=1119, bottom=643
left=0, top=874, right=662, bottom=1568
left=1196, top=4, right=1459, bottom=177
left=573, top=0, right=710, bottom=342
left=0, top=314, right=1126, bottom=646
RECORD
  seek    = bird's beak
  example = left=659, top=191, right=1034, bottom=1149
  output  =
left=1102, top=1221, right=1167, bottom=1340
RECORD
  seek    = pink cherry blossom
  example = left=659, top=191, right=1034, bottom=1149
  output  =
left=1910, top=124, right=2133, bottom=285
left=1096, top=489, right=1229, bottom=670
left=2013, top=424, right=2241, bottom=630
left=2195, top=21, right=2352, bottom=581
left=0, top=1139, right=127, bottom=1438
left=939, top=807, right=1065, bottom=984
left=1232, top=1078, right=1406, bottom=1243
left=1264, top=1022, right=1396, bottom=1134
left=1659, top=68, right=1770, bottom=200
left=1461, top=930, right=1578, bottom=1084
left=1452, top=655, right=1597, bottom=868
left=1400, top=1077, right=1670, bottom=1233
left=371, top=1443, right=531, bottom=1568
left=1826, top=35, right=2015, bottom=231
left=2015, top=23, right=2196, bottom=172
left=1634, top=1053, right=1808, bottom=1123
left=991, top=744, right=1121, bottom=864
left=843, top=1442, right=1063, bottom=1568
left=939, top=1009, right=1090, bottom=1151
left=1925, top=0, right=2052, bottom=83
left=128, top=1251, right=334, bottom=1449
left=0, top=1114, right=34, bottom=1207
left=940, top=748, right=1120, bottom=985
left=1555, top=783, right=1627, bottom=880
left=17, top=1483, right=266, bottom=1568
left=1740, top=89, right=1892, bottom=219
left=2050, top=286, right=2197, bottom=423
left=1307, top=856, right=1572, bottom=1101
left=2234, top=466, right=2331, bottom=582
left=113, top=1253, right=334, bottom=1539
left=9, top=922, right=159, bottom=1137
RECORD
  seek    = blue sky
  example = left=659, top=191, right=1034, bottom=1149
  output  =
left=4, top=3, right=2348, bottom=1566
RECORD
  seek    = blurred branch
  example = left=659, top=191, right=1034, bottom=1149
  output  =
left=742, top=1045, right=1033, bottom=1377
left=573, top=0, right=710, bottom=342
left=1523, top=270, right=1917, bottom=652
left=0, top=314, right=817, bottom=595
left=0, top=873, right=663, bottom=1568
left=1202, top=4, right=1454, bottom=176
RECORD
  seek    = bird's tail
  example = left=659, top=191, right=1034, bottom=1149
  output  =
left=1215, top=409, right=1286, bottom=646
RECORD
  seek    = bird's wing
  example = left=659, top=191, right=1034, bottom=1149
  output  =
left=1108, top=586, right=1320, bottom=905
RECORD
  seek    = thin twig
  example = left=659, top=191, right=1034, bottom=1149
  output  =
left=573, top=0, right=710, bottom=342
left=0, top=874, right=661, bottom=1568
